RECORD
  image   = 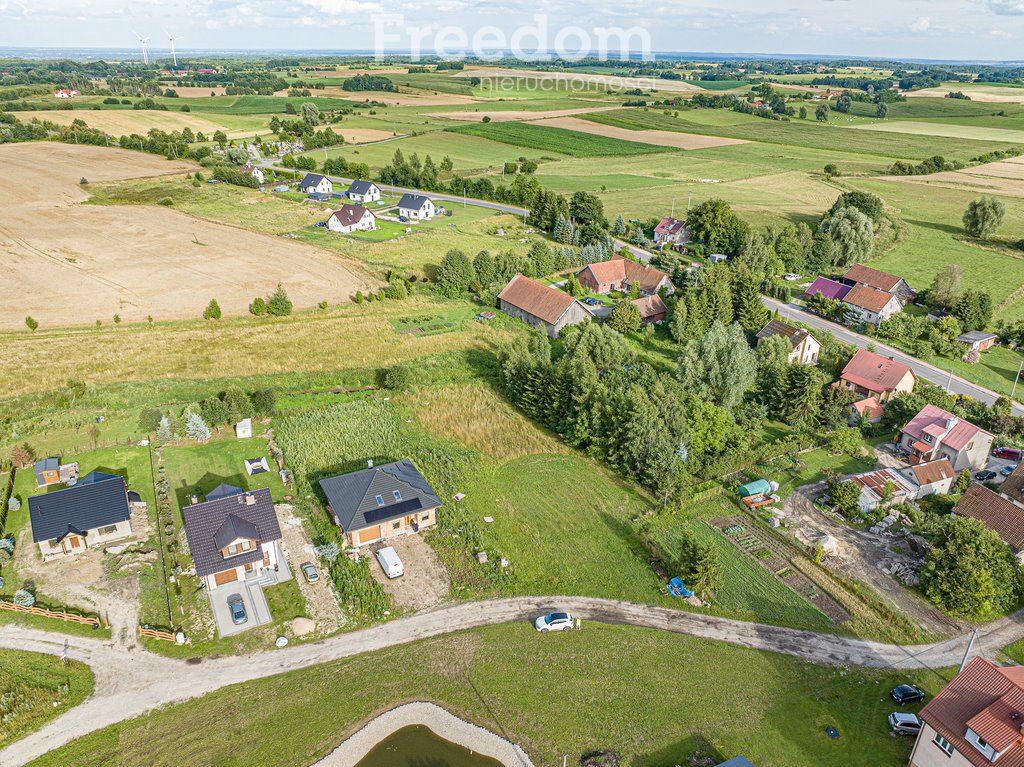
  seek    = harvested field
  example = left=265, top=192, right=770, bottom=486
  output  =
left=315, top=89, right=479, bottom=106
left=908, top=86, right=1024, bottom=103
left=848, top=120, right=1024, bottom=143
left=338, top=128, right=402, bottom=143
left=425, top=106, right=621, bottom=122
left=0, top=143, right=375, bottom=328
left=461, top=67, right=701, bottom=94
left=532, top=116, right=748, bottom=149
left=10, top=109, right=251, bottom=139
left=877, top=158, right=1024, bottom=197
left=165, top=86, right=228, bottom=97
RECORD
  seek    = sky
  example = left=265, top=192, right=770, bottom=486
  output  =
left=2, top=0, right=1024, bottom=62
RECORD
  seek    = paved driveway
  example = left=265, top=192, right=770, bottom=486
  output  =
left=209, top=580, right=272, bottom=637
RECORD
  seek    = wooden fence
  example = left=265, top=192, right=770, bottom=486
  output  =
left=138, top=626, right=178, bottom=642
left=0, top=600, right=103, bottom=628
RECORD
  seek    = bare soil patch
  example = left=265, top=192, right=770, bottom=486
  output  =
left=533, top=116, right=748, bottom=149
left=425, top=106, right=621, bottom=122
left=366, top=534, right=450, bottom=611
left=276, top=505, right=345, bottom=635
left=10, top=110, right=243, bottom=139
left=167, top=86, right=228, bottom=97
left=0, top=143, right=375, bottom=328
left=316, top=89, right=479, bottom=106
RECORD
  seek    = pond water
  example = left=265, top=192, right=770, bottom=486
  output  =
left=354, top=724, right=506, bottom=767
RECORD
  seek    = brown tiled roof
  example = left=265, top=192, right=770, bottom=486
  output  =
left=843, top=264, right=903, bottom=293
left=920, top=657, right=1024, bottom=767
left=756, top=318, right=809, bottom=349
left=330, top=204, right=372, bottom=228
left=631, top=294, right=666, bottom=320
left=1002, top=463, right=1024, bottom=505
left=578, top=255, right=671, bottom=294
left=954, top=484, right=1024, bottom=551
left=498, top=275, right=581, bottom=326
left=911, top=459, right=956, bottom=486
left=840, top=349, right=915, bottom=393
left=844, top=284, right=897, bottom=313
left=852, top=396, right=884, bottom=421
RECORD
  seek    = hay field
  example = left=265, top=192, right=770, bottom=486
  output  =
left=0, top=143, right=374, bottom=329
left=847, top=119, right=1024, bottom=143
left=338, top=128, right=401, bottom=143
left=909, top=85, right=1024, bottom=103
left=461, top=67, right=702, bottom=94
left=10, top=109, right=255, bottom=138
left=315, top=89, right=479, bottom=106
left=167, top=86, right=228, bottom=97
left=533, top=116, right=748, bottom=149
left=425, top=106, right=621, bottom=122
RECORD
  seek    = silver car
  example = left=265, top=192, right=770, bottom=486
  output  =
left=534, top=612, right=574, bottom=633
left=889, top=712, right=922, bottom=736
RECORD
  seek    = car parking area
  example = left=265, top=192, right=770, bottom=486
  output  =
left=209, top=580, right=273, bottom=638
left=980, top=454, right=1019, bottom=485
left=366, top=534, right=451, bottom=610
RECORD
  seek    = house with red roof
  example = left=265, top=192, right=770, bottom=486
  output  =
left=897, top=404, right=993, bottom=471
left=909, top=657, right=1024, bottom=767
left=576, top=255, right=674, bottom=297
left=631, top=294, right=667, bottom=325
left=843, top=284, right=903, bottom=326
left=836, top=349, right=916, bottom=404
left=653, top=216, right=689, bottom=245
left=841, top=264, right=915, bottom=304
left=953, top=485, right=1024, bottom=560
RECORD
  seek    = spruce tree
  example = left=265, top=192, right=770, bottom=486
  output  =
left=156, top=415, right=172, bottom=442
left=184, top=410, right=212, bottom=441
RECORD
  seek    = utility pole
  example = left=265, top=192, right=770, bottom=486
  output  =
left=1012, top=358, right=1024, bottom=399
left=959, top=628, right=979, bottom=673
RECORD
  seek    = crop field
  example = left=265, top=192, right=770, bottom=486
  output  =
left=0, top=650, right=94, bottom=749
left=449, top=120, right=679, bottom=157
left=849, top=119, right=1024, bottom=143
left=9, top=109, right=267, bottom=138
left=532, top=116, right=749, bottom=149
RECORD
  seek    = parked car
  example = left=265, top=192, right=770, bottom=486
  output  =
left=994, top=446, right=1024, bottom=461
left=975, top=470, right=998, bottom=481
left=890, top=684, right=926, bottom=705
left=1002, top=464, right=1019, bottom=477
left=300, top=562, right=319, bottom=583
left=227, top=594, right=247, bottom=625
left=398, top=215, right=409, bottom=222
left=888, top=712, right=923, bottom=735
left=314, top=221, right=327, bottom=228
left=534, top=612, right=574, bottom=633
left=375, top=546, right=404, bottom=579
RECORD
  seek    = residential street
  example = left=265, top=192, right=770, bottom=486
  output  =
left=4, top=595, right=1024, bottom=767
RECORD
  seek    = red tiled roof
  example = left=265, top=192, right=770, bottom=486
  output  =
left=843, top=284, right=897, bottom=313
left=843, top=264, right=904, bottom=293
left=920, top=657, right=1024, bottom=767
left=840, top=349, right=915, bottom=394
left=654, top=217, right=686, bottom=236
left=850, top=468, right=914, bottom=499
left=954, top=484, right=1024, bottom=551
left=902, top=404, right=987, bottom=453
left=631, top=294, right=666, bottom=320
left=1003, top=463, right=1024, bottom=505
left=578, top=255, right=671, bottom=294
left=852, top=395, right=884, bottom=421
left=498, top=275, right=581, bottom=326
left=910, top=459, right=956, bottom=486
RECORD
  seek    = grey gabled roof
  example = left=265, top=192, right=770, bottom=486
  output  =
left=213, top=513, right=260, bottom=550
left=34, top=457, right=58, bottom=476
left=300, top=172, right=327, bottom=187
left=28, top=471, right=130, bottom=543
left=181, top=486, right=282, bottom=578
left=348, top=179, right=377, bottom=195
left=958, top=330, right=997, bottom=343
left=397, top=193, right=432, bottom=211
left=319, top=459, right=442, bottom=533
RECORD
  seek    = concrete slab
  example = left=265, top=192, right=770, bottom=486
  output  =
left=209, top=580, right=272, bottom=638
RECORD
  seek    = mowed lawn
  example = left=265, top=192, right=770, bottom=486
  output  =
left=159, top=437, right=287, bottom=512
left=23, top=622, right=944, bottom=767
left=0, top=649, right=94, bottom=749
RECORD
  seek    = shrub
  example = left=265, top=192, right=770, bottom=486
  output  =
left=250, top=297, right=267, bottom=315
left=384, top=280, right=408, bottom=300
left=203, top=298, right=222, bottom=320
left=5, top=497, right=19, bottom=512
left=13, top=589, right=35, bottom=607
left=139, top=407, right=163, bottom=432
left=314, top=542, right=340, bottom=561
left=79, top=177, right=88, bottom=185
left=24, top=316, right=38, bottom=332
left=0, top=549, right=10, bottom=566
left=318, top=300, right=328, bottom=310
left=157, top=197, right=174, bottom=206
left=267, top=283, right=293, bottom=316
left=385, top=365, right=414, bottom=391
left=354, top=290, right=364, bottom=304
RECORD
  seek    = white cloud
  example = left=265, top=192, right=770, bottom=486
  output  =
left=989, top=0, right=1024, bottom=15
left=909, top=16, right=930, bottom=32
left=798, top=16, right=822, bottom=32
left=991, top=28, right=1013, bottom=37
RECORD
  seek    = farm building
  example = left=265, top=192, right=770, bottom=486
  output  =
left=755, top=319, right=820, bottom=365
left=347, top=180, right=381, bottom=203
left=841, top=264, right=915, bottom=304
left=398, top=193, right=436, bottom=220
left=576, top=254, right=674, bottom=296
left=319, top=459, right=442, bottom=548
left=653, top=216, right=689, bottom=245
left=804, top=276, right=851, bottom=303
left=327, top=204, right=377, bottom=234
left=497, top=274, right=592, bottom=339
left=957, top=331, right=997, bottom=352
left=897, top=404, right=992, bottom=472
left=632, top=294, right=667, bottom=325
left=849, top=468, right=916, bottom=514
left=28, top=471, right=134, bottom=559
left=836, top=349, right=916, bottom=404
left=953, top=485, right=1024, bottom=562
left=299, top=173, right=333, bottom=195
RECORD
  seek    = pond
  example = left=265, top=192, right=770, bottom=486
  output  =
left=354, top=724, right=506, bottom=767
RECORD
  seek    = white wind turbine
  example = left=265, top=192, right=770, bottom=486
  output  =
left=166, top=31, right=183, bottom=68
left=135, top=32, right=150, bottom=65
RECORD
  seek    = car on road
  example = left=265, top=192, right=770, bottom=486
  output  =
left=975, top=470, right=998, bottom=481
left=890, top=684, right=926, bottom=705
left=300, top=562, right=319, bottom=583
left=227, top=594, right=247, bottom=625
left=1003, top=463, right=1020, bottom=477
left=888, top=712, right=922, bottom=735
left=534, top=612, right=574, bottom=633
left=994, top=447, right=1024, bottom=461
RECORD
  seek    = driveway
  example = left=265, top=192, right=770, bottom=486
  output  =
left=209, top=580, right=272, bottom=638
left=366, top=534, right=451, bottom=611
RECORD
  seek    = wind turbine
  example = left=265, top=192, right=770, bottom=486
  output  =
left=166, top=31, right=182, bottom=68
left=134, top=32, right=150, bottom=66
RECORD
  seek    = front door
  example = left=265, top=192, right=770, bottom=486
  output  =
left=62, top=535, right=84, bottom=554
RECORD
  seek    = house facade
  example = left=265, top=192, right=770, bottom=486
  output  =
left=398, top=193, right=436, bottom=220
left=653, top=216, right=689, bottom=245
left=181, top=485, right=283, bottom=590
left=899, top=459, right=957, bottom=497
left=28, top=471, right=134, bottom=559
left=327, top=204, right=377, bottom=234
left=755, top=319, right=820, bottom=365
left=837, top=349, right=916, bottom=403
left=347, top=180, right=381, bottom=203
left=576, top=255, right=674, bottom=296
left=240, top=163, right=265, bottom=184
left=497, top=274, right=592, bottom=339
left=299, top=173, right=333, bottom=195
left=842, top=284, right=903, bottom=326
left=319, top=459, right=442, bottom=548
left=898, top=404, right=993, bottom=472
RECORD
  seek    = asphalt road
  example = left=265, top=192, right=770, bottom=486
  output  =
left=3, top=595, right=1024, bottom=766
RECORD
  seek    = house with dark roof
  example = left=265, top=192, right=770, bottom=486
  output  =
left=181, top=485, right=283, bottom=590
left=841, top=264, right=915, bottom=304
left=319, top=459, right=442, bottom=547
left=953, top=485, right=1024, bottom=560
left=653, top=216, right=689, bottom=245
left=755, top=319, right=820, bottom=365
left=836, top=349, right=916, bottom=404
left=299, top=173, right=333, bottom=195
left=28, top=471, right=133, bottom=559
left=397, top=193, right=436, bottom=220
left=497, top=274, right=592, bottom=339
left=898, top=404, right=993, bottom=472
left=576, top=255, right=674, bottom=297
left=347, top=179, right=381, bottom=204
left=327, top=204, right=376, bottom=234
left=909, top=657, right=1024, bottom=767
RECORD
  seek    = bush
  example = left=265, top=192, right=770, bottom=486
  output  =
left=250, top=297, right=267, bottom=315
left=384, top=365, right=414, bottom=391
left=267, top=283, right=293, bottom=316
left=139, top=407, right=163, bottom=432
left=157, top=197, right=174, bottom=206
left=13, top=589, right=35, bottom=607
left=0, top=549, right=10, bottom=566
left=202, top=298, right=222, bottom=320
left=79, top=177, right=88, bottom=185
left=354, top=291, right=364, bottom=304
left=24, top=316, right=38, bottom=332
left=314, top=542, right=340, bottom=561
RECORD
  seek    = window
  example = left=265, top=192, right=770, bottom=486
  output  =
left=393, top=490, right=402, bottom=501
left=934, top=733, right=955, bottom=757
left=923, top=434, right=933, bottom=444
left=375, top=495, right=384, bottom=506
left=97, top=525, right=118, bottom=536
left=392, top=520, right=401, bottom=529
left=422, top=512, right=430, bottom=520
left=227, top=540, right=254, bottom=556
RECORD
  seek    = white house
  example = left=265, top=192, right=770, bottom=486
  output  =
left=842, top=285, right=903, bottom=327
left=53, top=89, right=80, bottom=98
left=327, top=204, right=377, bottom=234
left=347, top=180, right=381, bottom=204
left=398, top=193, right=436, bottom=221
left=755, top=319, right=820, bottom=365
left=28, top=472, right=134, bottom=559
left=299, top=173, right=333, bottom=195
left=240, top=163, right=265, bottom=184
left=899, top=459, right=957, bottom=498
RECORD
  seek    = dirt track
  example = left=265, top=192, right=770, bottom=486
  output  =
left=0, top=143, right=375, bottom=328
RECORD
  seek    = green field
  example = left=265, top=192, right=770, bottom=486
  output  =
left=23, top=622, right=947, bottom=767
left=0, top=650, right=94, bottom=749
left=450, top=120, right=678, bottom=157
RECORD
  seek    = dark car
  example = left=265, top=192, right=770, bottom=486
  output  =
left=890, top=684, right=926, bottom=705
left=975, top=470, right=998, bottom=481
left=1002, top=463, right=1019, bottom=477
left=227, top=594, right=248, bottom=625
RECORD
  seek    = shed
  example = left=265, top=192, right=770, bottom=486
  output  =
left=235, top=418, right=253, bottom=439
left=737, top=479, right=771, bottom=498
left=957, top=331, right=998, bottom=352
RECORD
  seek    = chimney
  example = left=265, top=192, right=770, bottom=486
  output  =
left=367, top=459, right=374, bottom=469
left=946, top=417, right=959, bottom=430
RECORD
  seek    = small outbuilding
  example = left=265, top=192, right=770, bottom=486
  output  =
left=957, top=330, right=998, bottom=352
left=235, top=418, right=253, bottom=439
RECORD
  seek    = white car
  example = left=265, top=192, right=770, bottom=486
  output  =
left=534, top=612, right=574, bottom=633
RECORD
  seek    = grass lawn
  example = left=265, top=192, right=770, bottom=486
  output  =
left=0, top=649, right=94, bottom=750
left=450, top=121, right=680, bottom=157
left=23, top=622, right=947, bottom=767
left=160, top=437, right=286, bottom=511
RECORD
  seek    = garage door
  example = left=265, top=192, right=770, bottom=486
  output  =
left=214, top=569, right=238, bottom=586
left=355, top=526, right=380, bottom=545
